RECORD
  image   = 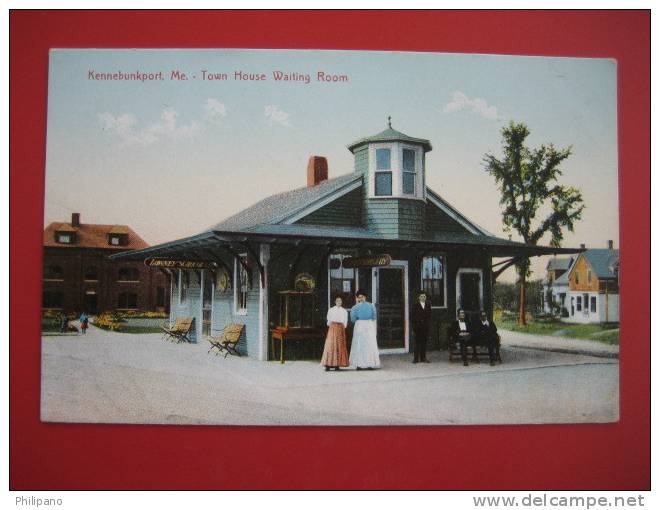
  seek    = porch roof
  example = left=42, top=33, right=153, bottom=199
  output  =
left=110, top=225, right=583, bottom=262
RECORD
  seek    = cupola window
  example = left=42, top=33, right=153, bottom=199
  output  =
left=375, top=148, right=392, bottom=196
left=402, top=148, right=416, bottom=195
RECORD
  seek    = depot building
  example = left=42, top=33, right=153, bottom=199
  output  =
left=112, top=123, right=580, bottom=361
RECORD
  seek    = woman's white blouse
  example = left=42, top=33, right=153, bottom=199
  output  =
left=327, top=306, right=348, bottom=327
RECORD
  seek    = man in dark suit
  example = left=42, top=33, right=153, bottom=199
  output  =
left=449, top=308, right=475, bottom=366
left=411, top=291, right=432, bottom=363
left=476, top=310, right=501, bottom=366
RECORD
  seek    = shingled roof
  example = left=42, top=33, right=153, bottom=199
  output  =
left=347, top=126, right=432, bottom=153
left=583, top=249, right=620, bottom=279
left=208, top=172, right=362, bottom=232
left=44, top=220, right=149, bottom=250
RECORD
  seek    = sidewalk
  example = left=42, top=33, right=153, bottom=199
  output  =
left=500, top=329, right=619, bottom=359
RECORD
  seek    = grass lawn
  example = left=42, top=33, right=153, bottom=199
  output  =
left=495, top=315, right=619, bottom=345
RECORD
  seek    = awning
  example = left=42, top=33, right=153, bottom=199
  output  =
left=109, top=227, right=583, bottom=263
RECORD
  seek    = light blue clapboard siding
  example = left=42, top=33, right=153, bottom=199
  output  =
left=169, top=262, right=261, bottom=355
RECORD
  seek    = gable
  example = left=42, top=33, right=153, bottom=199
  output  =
left=294, top=187, right=364, bottom=227
left=425, top=201, right=470, bottom=235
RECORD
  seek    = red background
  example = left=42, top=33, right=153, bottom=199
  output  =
left=10, top=10, right=650, bottom=490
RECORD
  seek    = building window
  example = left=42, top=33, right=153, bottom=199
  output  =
left=421, top=255, right=446, bottom=307
left=375, top=148, right=392, bottom=196
left=235, top=255, right=249, bottom=314
left=179, top=270, right=188, bottom=304
left=402, top=148, right=416, bottom=195
left=576, top=295, right=582, bottom=311
left=44, top=265, right=64, bottom=280
left=117, top=267, right=140, bottom=282
left=110, top=236, right=120, bottom=246
left=328, top=253, right=357, bottom=307
left=117, top=292, right=138, bottom=309
left=42, top=291, right=64, bottom=309
left=156, top=286, right=166, bottom=308
left=84, top=266, right=98, bottom=281
left=56, top=233, right=73, bottom=244
left=590, top=296, right=597, bottom=313
left=587, top=269, right=592, bottom=283
left=575, top=272, right=580, bottom=285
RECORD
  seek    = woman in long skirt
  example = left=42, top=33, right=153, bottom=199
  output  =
left=349, top=290, right=381, bottom=370
left=321, top=295, right=349, bottom=371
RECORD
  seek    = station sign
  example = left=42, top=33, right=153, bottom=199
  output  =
left=341, top=254, right=392, bottom=269
left=144, top=258, right=218, bottom=269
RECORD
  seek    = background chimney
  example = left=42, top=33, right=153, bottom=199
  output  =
left=580, top=243, right=586, bottom=250
left=607, top=240, right=614, bottom=250
left=307, top=156, right=328, bottom=187
left=71, top=213, right=80, bottom=227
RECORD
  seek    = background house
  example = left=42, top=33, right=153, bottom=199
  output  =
left=43, top=213, right=170, bottom=314
left=544, top=241, right=619, bottom=323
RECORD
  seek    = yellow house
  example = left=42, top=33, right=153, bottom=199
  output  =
left=563, top=242, right=619, bottom=323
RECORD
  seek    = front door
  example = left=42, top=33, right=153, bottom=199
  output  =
left=84, top=292, right=98, bottom=314
left=373, top=261, right=408, bottom=353
left=456, top=269, right=483, bottom=315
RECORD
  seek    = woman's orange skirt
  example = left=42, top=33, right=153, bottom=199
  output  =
left=321, top=322, right=349, bottom=367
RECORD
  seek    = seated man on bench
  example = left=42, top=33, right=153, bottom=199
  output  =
left=449, top=309, right=476, bottom=366
left=475, top=310, right=501, bottom=366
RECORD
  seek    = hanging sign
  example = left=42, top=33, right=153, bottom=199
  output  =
left=144, top=258, right=218, bottom=270
left=341, top=254, right=392, bottom=269
left=216, top=268, right=231, bottom=293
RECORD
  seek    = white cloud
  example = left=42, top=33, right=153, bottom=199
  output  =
left=204, top=98, right=227, bottom=123
left=99, top=107, right=202, bottom=146
left=443, top=91, right=499, bottom=120
left=264, top=105, right=291, bottom=127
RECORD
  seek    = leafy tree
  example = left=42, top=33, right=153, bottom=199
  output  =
left=484, top=122, right=584, bottom=325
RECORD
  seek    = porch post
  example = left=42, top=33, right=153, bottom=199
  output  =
left=258, top=244, right=270, bottom=361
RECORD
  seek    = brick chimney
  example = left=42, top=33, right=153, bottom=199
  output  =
left=607, top=240, right=614, bottom=250
left=580, top=243, right=586, bottom=250
left=71, top=213, right=80, bottom=227
left=307, top=156, right=328, bottom=187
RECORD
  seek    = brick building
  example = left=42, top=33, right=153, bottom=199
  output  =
left=42, top=213, right=169, bottom=314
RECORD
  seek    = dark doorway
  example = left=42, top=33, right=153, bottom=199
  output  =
left=459, top=272, right=481, bottom=313
left=376, top=267, right=405, bottom=349
left=84, top=293, right=98, bottom=314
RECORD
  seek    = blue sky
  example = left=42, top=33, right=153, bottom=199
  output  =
left=45, top=49, right=618, bottom=281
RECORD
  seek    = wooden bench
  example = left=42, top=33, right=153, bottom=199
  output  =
left=446, top=313, right=502, bottom=364
left=207, top=324, right=245, bottom=358
left=161, top=317, right=194, bottom=343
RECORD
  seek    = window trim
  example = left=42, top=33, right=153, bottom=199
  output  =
left=234, top=254, right=249, bottom=316
left=421, top=254, right=448, bottom=309
left=56, top=232, right=73, bottom=244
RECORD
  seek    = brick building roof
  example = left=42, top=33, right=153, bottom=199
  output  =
left=44, top=217, right=149, bottom=250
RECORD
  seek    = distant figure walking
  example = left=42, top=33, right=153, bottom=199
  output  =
left=79, top=312, right=89, bottom=335
left=321, top=295, right=349, bottom=371
left=349, top=290, right=381, bottom=370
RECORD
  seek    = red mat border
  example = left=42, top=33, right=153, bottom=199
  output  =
left=9, top=10, right=650, bottom=490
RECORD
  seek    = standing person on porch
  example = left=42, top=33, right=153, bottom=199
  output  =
left=349, top=290, right=381, bottom=370
left=412, top=291, right=432, bottom=363
left=321, top=295, right=349, bottom=372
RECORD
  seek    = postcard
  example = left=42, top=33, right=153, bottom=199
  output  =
left=40, top=49, right=619, bottom=425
